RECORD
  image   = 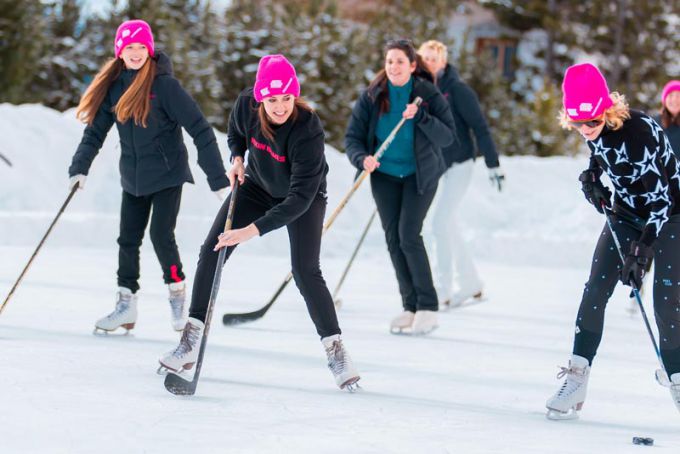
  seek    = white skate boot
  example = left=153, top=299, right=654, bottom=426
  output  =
left=670, top=373, right=680, bottom=413
left=168, top=281, right=187, bottom=331
left=390, top=311, right=415, bottom=334
left=450, top=288, right=484, bottom=308
left=546, top=355, right=590, bottom=420
left=93, top=287, right=138, bottom=335
left=158, top=317, right=204, bottom=374
left=412, top=310, right=438, bottom=335
left=322, top=334, right=360, bottom=391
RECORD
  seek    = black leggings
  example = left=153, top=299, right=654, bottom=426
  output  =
left=188, top=178, right=340, bottom=338
left=117, top=186, right=185, bottom=293
left=573, top=212, right=680, bottom=375
left=370, top=171, right=438, bottom=312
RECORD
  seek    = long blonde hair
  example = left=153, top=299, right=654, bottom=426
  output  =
left=76, top=57, right=157, bottom=127
left=559, top=92, right=630, bottom=131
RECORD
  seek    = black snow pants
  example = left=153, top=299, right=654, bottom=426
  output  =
left=370, top=171, right=438, bottom=312
left=117, top=185, right=185, bottom=293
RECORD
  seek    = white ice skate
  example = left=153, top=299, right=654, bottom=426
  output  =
left=546, top=355, right=590, bottom=420
left=670, top=373, right=680, bottom=413
left=168, top=281, right=187, bottom=331
left=390, top=311, right=415, bottom=334
left=158, top=317, right=204, bottom=375
left=449, top=288, right=484, bottom=308
left=411, top=310, right=438, bottom=335
left=322, top=334, right=361, bottom=391
left=93, top=287, right=138, bottom=335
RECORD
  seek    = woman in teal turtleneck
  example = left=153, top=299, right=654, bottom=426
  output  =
left=345, top=39, right=456, bottom=335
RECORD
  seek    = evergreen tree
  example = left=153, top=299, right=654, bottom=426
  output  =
left=31, top=0, right=96, bottom=110
left=0, top=0, right=48, bottom=104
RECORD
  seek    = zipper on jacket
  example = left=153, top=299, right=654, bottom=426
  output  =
left=158, top=142, right=171, bottom=170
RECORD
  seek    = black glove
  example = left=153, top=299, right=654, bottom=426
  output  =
left=620, top=241, right=654, bottom=288
left=578, top=169, right=612, bottom=214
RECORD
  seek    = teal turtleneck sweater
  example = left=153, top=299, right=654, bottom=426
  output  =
left=375, top=77, right=416, bottom=178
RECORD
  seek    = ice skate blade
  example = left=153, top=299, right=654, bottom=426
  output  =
left=546, top=407, right=580, bottom=420
left=390, top=327, right=413, bottom=335
left=92, top=326, right=133, bottom=336
left=341, top=377, right=361, bottom=392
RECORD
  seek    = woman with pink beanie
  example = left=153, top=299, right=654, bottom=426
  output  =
left=159, top=55, right=360, bottom=391
left=545, top=63, right=680, bottom=420
left=658, top=80, right=680, bottom=155
left=69, top=19, right=228, bottom=335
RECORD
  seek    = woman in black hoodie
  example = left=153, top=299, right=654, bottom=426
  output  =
left=69, top=20, right=228, bottom=335
left=159, top=55, right=360, bottom=391
left=345, top=39, right=456, bottom=335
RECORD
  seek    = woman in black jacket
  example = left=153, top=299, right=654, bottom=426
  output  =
left=345, top=39, right=456, bottom=335
left=159, top=54, right=360, bottom=391
left=69, top=20, right=228, bottom=334
left=418, top=40, right=503, bottom=308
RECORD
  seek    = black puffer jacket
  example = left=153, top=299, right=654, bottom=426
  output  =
left=436, top=64, right=499, bottom=168
left=69, top=52, right=228, bottom=196
left=345, top=76, right=455, bottom=194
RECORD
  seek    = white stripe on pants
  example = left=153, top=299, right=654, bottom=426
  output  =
left=425, top=159, right=482, bottom=301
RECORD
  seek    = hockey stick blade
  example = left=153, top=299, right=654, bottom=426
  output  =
left=222, top=273, right=292, bottom=326
left=164, top=368, right=198, bottom=396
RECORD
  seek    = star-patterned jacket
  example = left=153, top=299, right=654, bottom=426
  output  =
left=586, top=110, right=680, bottom=247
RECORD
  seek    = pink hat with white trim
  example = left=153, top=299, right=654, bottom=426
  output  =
left=562, top=63, right=613, bottom=121
left=114, top=20, right=155, bottom=59
left=253, top=55, right=300, bottom=102
left=661, top=80, right=680, bottom=105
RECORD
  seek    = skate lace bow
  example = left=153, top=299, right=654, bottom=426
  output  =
left=555, top=365, right=585, bottom=396
left=173, top=323, right=200, bottom=357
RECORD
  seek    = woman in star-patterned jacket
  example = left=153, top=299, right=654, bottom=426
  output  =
left=545, top=63, right=680, bottom=420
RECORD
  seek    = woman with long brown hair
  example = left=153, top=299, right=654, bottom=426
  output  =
left=345, top=39, right=455, bottom=335
left=658, top=80, right=680, bottom=155
left=159, top=54, right=361, bottom=391
left=68, top=20, right=228, bottom=335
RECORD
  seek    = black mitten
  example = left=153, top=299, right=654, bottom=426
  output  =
left=620, top=241, right=654, bottom=288
left=578, top=169, right=612, bottom=214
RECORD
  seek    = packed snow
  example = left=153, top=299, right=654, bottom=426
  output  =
left=1, top=104, right=678, bottom=453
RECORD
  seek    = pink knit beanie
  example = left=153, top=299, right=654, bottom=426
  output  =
left=253, top=55, right=300, bottom=102
left=662, top=80, right=680, bottom=105
left=114, top=20, right=155, bottom=58
left=562, top=63, right=613, bottom=121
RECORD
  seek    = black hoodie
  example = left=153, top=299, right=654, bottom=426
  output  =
left=69, top=52, right=228, bottom=196
left=227, top=88, right=328, bottom=236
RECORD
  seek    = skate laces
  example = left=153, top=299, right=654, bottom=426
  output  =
left=173, top=322, right=200, bottom=358
left=104, top=292, right=132, bottom=321
left=325, top=340, right=349, bottom=375
left=555, top=364, right=587, bottom=397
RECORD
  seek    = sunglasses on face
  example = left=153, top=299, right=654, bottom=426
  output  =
left=568, top=118, right=604, bottom=128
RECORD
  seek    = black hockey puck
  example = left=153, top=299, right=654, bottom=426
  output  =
left=632, top=437, right=654, bottom=446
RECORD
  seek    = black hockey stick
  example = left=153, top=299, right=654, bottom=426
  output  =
left=603, top=204, right=669, bottom=384
left=0, top=152, right=12, bottom=167
left=333, top=209, right=377, bottom=308
left=164, top=181, right=239, bottom=396
left=221, top=97, right=423, bottom=326
left=1, top=185, right=78, bottom=316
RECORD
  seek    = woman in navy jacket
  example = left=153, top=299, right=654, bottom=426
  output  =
left=345, top=39, right=456, bottom=335
left=69, top=20, right=228, bottom=334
